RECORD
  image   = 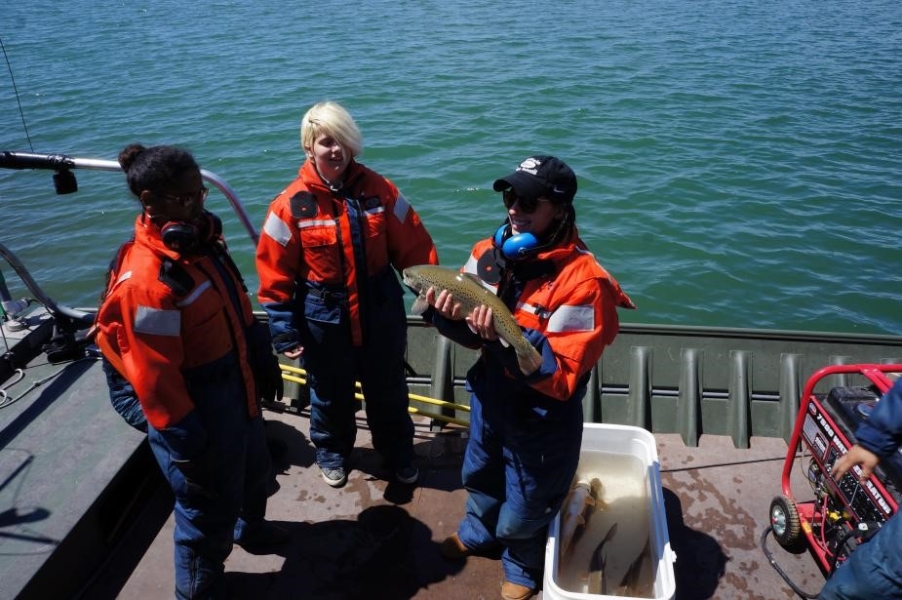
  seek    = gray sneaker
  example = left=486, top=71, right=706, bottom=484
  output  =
left=321, top=466, right=347, bottom=488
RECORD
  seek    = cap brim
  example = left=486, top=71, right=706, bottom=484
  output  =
left=492, top=172, right=548, bottom=199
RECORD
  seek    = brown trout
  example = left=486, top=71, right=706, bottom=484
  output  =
left=401, top=264, right=543, bottom=376
left=559, top=478, right=606, bottom=559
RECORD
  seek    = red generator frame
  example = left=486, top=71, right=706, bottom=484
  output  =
left=769, top=363, right=902, bottom=575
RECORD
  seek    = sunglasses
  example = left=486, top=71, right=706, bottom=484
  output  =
left=157, top=186, right=209, bottom=207
left=502, top=189, right=552, bottom=214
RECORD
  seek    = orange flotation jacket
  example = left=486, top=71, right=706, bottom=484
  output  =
left=256, top=159, right=438, bottom=349
left=462, top=227, right=635, bottom=401
left=95, top=214, right=259, bottom=431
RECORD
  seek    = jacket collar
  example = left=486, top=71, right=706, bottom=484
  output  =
left=134, top=214, right=183, bottom=262
left=299, top=159, right=366, bottom=195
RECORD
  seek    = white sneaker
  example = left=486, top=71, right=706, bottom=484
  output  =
left=321, top=466, right=347, bottom=488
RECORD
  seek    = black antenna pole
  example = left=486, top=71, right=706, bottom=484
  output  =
left=0, top=36, right=35, bottom=152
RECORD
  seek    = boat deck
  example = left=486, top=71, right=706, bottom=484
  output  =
left=103, top=406, right=826, bottom=600
left=0, top=313, right=155, bottom=600
left=1, top=307, right=827, bottom=600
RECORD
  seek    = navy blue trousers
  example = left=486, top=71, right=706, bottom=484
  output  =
left=819, top=511, right=902, bottom=599
left=301, top=293, right=414, bottom=471
left=456, top=391, right=583, bottom=589
left=148, top=376, right=272, bottom=599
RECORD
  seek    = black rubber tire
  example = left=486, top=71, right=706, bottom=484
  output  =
left=769, top=495, right=806, bottom=554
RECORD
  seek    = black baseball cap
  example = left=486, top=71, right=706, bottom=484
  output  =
left=492, top=155, right=577, bottom=204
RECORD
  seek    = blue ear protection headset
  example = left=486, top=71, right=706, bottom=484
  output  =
left=493, top=223, right=541, bottom=261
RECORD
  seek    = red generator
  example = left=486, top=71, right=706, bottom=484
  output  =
left=769, top=363, right=902, bottom=577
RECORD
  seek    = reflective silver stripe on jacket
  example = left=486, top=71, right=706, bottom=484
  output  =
left=394, top=193, right=410, bottom=223
left=113, top=270, right=133, bottom=290
left=297, top=218, right=337, bottom=228
left=134, top=305, right=181, bottom=337
left=263, top=212, right=293, bottom=247
left=546, top=304, right=595, bottom=333
left=176, top=281, right=212, bottom=308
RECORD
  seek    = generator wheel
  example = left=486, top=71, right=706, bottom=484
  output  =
left=769, top=495, right=806, bottom=554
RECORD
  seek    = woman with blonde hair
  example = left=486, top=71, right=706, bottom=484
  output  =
left=256, top=101, right=439, bottom=488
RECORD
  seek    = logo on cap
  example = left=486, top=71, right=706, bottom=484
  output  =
left=516, top=157, right=542, bottom=175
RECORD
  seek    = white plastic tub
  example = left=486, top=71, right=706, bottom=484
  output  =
left=544, top=423, right=676, bottom=600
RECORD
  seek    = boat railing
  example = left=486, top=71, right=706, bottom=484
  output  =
left=0, top=151, right=260, bottom=244
left=1, top=150, right=262, bottom=381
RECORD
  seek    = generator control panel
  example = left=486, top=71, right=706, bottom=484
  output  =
left=800, top=386, right=900, bottom=526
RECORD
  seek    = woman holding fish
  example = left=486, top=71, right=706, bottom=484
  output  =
left=408, top=155, right=635, bottom=600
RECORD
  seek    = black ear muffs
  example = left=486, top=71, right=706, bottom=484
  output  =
left=161, top=212, right=222, bottom=253
left=492, top=223, right=540, bottom=261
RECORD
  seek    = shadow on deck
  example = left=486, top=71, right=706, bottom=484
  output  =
left=102, top=409, right=825, bottom=600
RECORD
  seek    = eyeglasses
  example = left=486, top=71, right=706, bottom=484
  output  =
left=157, top=186, right=209, bottom=207
left=502, top=189, right=552, bottom=214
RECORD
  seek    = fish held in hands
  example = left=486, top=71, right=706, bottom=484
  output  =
left=402, top=264, right=543, bottom=376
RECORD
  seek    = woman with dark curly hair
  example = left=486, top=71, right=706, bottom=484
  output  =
left=95, top=143, right=287, bottom=599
